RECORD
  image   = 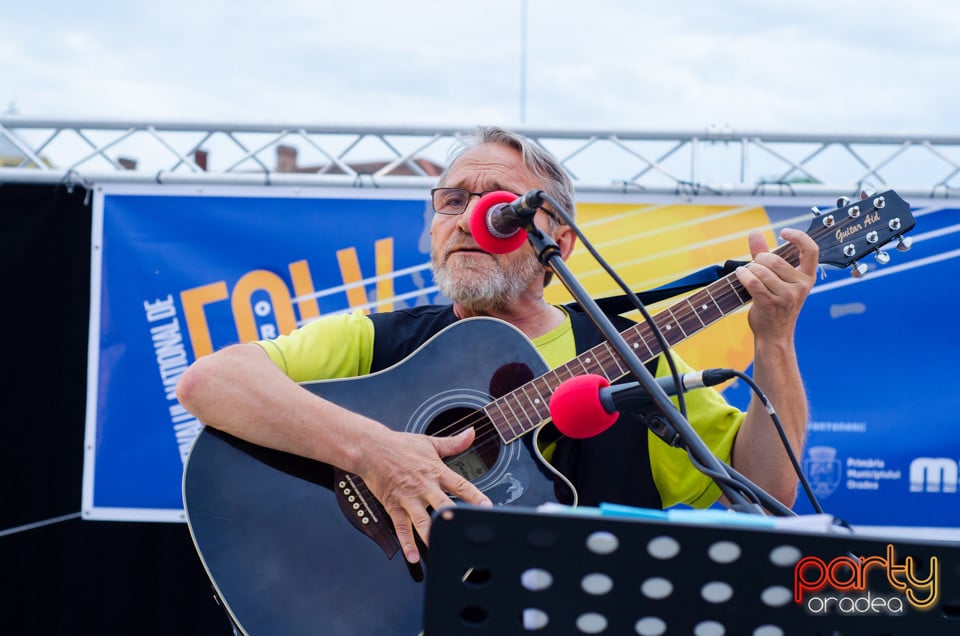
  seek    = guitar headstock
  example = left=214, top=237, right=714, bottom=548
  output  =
left=808, top=189, right=915, bottom=277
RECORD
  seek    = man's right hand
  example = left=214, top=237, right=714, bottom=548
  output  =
left=354, top=426, right=493, bottom=563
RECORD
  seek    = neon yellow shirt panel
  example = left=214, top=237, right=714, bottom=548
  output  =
left=649, top=354, right=745, bottom=509
left=254, top=310, right=374, bottom=382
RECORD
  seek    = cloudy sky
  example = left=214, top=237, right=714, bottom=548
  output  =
left=2, top=0, right=958, bottom=135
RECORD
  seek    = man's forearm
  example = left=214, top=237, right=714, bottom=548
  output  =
left=731, top=338, right=808, bottom=506
left=175, top=343, right=379, bottom=474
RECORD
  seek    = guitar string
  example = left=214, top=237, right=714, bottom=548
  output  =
left=344, top=202, right=898, bottom=512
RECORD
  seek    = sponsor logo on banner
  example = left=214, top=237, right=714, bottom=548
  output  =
left=909, top=457, right=959, bottom=493
left=804, top=446, right=908, bottom=497
left=844, top=457, right=901, bottom=491
left=803, top=446, right=842, bottom=498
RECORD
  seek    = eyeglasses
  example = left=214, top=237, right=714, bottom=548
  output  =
left=430, top=187, right=563, bottom=225
left=430, top=188, right=504, bottom=215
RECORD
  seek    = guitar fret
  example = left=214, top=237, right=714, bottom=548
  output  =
left=683, top=298, right=707, bottom=331
left=525, top=381, right=550, bottom=420
left=554, top=365, right=575, bottom=383
left=591, top=342, right=614, bottom=379
left=502, top=396, right=533, bottom=436
left=602, top=343, right=624, bottom=380
left=574, top=350, right=599, bottom=380
left=726, top=276, right=751, bottom=305
left=656, top=314, right=686, bottom=347
left=685, top=302, right=707, bottom=334
left=628, top=327, right=656, bottom=361
left=598, top=350, right=621, bottom=381
left=515, top=386, right=540, bottom=425
left=574, top=355, right=592, bottom=376
left=668, top=299, right=705, bottom=338
left=664, top=305, right=690, bottom=338
left=489, top=399, right=522, bottom=439
left=698, top=287, right=725, bottom=324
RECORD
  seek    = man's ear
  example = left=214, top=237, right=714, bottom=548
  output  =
left=556, top=224, right=577, bottom=261
left=541, top=224, right=576, bottom=288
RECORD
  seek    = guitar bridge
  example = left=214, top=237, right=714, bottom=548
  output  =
left=334, top=469, right=401, bottom=560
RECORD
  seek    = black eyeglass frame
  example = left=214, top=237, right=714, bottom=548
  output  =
left=430, top=187, right=564, bottom=225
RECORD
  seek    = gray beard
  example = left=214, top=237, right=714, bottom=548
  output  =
left=431, top=251, right=543, bottom=313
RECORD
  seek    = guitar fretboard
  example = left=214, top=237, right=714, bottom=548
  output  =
left=485, top=240, right=800, bottom=443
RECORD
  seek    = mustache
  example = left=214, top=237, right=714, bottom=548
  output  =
left=438, top=235, right=493, bottom=258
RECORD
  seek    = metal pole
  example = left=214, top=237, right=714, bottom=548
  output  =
left=520, top=0, right=528, bottom=124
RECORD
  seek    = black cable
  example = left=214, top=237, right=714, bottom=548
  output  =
left=723, top=368, right=825, bottom=514
left=686, top=451, right=763, bottom=508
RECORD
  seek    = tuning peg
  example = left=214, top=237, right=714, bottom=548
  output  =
left=811, top=205, right=823, bottom=216
left=874, top=250, right=891, bottom=265
left=896, top=236, right=913, bottom=252
left=836, top=196, right=850, bottom=208
left=860, top=189, right=875, bottom=200
left=851, top=262, right=869, bottom=278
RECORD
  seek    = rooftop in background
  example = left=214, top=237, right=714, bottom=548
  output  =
left=0, top=118, right=958, bottom=199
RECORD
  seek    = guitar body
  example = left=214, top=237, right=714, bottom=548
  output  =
left=183, top=318, right=563, bottom=636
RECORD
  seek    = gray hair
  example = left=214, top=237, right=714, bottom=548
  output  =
left=440, top=126, right=576, bottom=223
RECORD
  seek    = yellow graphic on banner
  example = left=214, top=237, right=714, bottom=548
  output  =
left=178, top=201, right=775, bottom=376
left=179, top=239, right=399, bottom=358
left=544, top=202, right=775, bottom=374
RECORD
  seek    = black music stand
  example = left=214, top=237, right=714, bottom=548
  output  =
left=424, top=505, right=960, bottom=635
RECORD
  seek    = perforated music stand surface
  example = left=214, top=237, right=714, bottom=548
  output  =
left=424, top=505, right=960, bottom=635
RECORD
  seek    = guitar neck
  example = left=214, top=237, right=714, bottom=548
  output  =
left=487, top=240, right=798, bottom=443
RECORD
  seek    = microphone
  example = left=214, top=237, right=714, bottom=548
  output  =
left=469, top=190, right=546, bottom=254
left=548, top=370, right=735, bottom=439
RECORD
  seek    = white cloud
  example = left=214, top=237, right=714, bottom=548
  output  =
left=1, top=0, right=958, bottom=135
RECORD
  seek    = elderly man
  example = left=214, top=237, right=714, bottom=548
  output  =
left=177, top=125, right=818, bottom=565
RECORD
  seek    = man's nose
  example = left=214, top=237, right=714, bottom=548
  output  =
left=457, top=197, right=480, bottom=232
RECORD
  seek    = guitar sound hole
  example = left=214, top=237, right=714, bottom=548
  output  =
left=427, top=407, right=500, bottom=483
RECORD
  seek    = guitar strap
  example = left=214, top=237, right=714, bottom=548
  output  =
left=565, top=259, right=747, bottom=316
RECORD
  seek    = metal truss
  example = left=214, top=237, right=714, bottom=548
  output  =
left=1, top=118, right=958, bottom=198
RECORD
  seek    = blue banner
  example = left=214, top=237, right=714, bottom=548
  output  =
left=85, top=186, right=441, bottom=520
left=84, top=186, right=960, bottom=530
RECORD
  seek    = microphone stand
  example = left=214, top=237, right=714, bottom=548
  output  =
left=520, top=198, right=781, bottom=515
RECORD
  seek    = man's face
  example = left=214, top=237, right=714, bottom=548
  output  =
left=430, top=143, right=556, bottom=312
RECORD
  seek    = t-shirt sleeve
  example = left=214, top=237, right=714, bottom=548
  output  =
left=648, top=353, right=745, bottom=509
left=252, top=310, right=375, bottom=382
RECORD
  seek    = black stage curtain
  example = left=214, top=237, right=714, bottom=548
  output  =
left=0, top=183, right=231, bottom=635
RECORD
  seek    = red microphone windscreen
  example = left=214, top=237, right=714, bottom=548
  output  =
left=469, top=190, right=528, bottom=254
left=549, top=374, right=618, bottom=439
